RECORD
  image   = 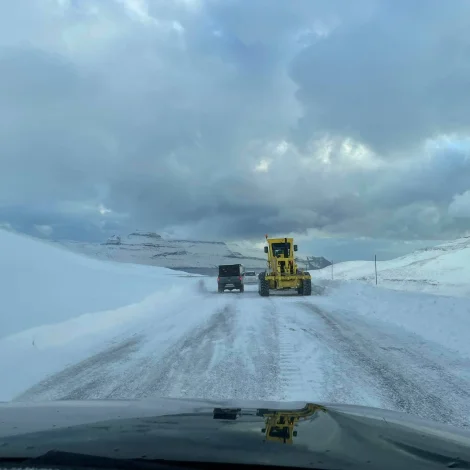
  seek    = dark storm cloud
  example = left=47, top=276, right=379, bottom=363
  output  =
left=290, top=0, right=470, bottom=154
left=369, top=146, right=470, bottom=208
left=1, top=0, right=470, bottom=243
left=0, top=204, right=119, bottom=241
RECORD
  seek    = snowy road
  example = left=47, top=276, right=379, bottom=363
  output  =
left=16, top=285, right=470, bottom=428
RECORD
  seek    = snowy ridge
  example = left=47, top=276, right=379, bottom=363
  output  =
left=311, top=237, right=470, bottom=297
left=55, top=231, right=268, bottom=273
left=55, top=232, right=328, bottom=275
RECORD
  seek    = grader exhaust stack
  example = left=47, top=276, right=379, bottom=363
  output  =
left=258, top=235, right=312, bottom=297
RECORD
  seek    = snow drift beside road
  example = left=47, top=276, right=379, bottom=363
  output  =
left=311, top=237, right=470, bottom=297
left=0, top=279, right=220, bottom=401
left=0, top=229, right=190, bottom=339
left=313, top=280, right=470, bottom=359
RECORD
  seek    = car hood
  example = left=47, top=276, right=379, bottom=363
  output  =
left=0, top=398, right=469, bottom=470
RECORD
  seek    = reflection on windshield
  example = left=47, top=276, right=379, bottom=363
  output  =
left=257, top=403, right=327, bottom=444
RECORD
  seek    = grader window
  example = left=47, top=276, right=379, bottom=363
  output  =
left=269, top=427, right=291, bottom=439
left=271, top=243, right=290, bottom=257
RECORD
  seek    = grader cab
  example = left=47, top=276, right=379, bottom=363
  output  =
left=258, top=235, right=312, bottom=297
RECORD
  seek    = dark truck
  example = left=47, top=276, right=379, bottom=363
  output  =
left=217, top=264, right=245, bottom=293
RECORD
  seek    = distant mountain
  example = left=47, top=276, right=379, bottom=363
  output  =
left=56, top=231, right=329, bottom=276
left=57, top=231, right=266, bottom=275
left=305, top=256, right=331, bottom=270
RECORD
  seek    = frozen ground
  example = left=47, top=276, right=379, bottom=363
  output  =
left=1, top=229, right=470, bottom=430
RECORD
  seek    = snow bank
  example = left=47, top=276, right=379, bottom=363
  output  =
left=0, top=278, right=221, bottom=401
left=311, top=237, right=470, bottom=297
left=0, top=229, right=190, bottom=339
left=313, top=280, right=470, bottom=358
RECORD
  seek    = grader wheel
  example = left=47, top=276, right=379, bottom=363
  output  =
left=302, top=278, right=312, bottom=296
left=258, top=272, right=270, bottom=297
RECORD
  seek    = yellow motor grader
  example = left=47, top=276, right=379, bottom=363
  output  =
left=258, top=235, right=312, bottom=296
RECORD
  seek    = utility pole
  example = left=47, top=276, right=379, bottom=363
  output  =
left=375, top=254, right=377, bottom=285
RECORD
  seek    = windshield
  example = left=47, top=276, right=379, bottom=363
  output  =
left=1, top=0, right=470, bottom=466
left=271, top=243, right=291, bottom=257
left=218, top=265, right=242, bottom=276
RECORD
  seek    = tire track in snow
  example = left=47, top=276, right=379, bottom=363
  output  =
left=272, top=299, right=375, bottom=405
left=16, top=292, right=281, bottom=402
left=274, top=300, right=319, bottom=402
left=107, top=303, right=239, bottom=399
left=134, top=295, right=280, bottom=400
left=16, top=336, right=144, bottom=401
left=15, top=300, right=239, bottom=401
left=299, top=302, right=470, bottom=428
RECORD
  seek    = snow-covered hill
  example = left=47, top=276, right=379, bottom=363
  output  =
left=54, top=230, right=267, bottom=275
left=0, top=229, right=197, bottom=339
left=311, top=237, right=470, bottom=297
left=55, top=231, right=328, bottom=274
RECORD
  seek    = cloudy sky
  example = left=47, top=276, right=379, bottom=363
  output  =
left=1, top=0, right=470, bottom=260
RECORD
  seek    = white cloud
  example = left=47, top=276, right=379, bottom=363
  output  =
left=449, top=190, right=470, bottom=218
left=254, top=159, right=271, bottom=173
left=34, top=224, right=54, bottom=236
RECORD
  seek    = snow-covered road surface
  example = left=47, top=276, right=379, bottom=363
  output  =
left=15, top=284, right=470, bottom=429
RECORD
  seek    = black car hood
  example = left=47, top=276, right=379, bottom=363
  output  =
left=0, top=398, right=469, bottom=470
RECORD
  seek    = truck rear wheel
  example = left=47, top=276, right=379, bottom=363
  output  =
left=302, top=278, right=312, bottom=296
left=240, top=285, right=244, bottom=293
left=258, top=272, right=269, bottom=297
